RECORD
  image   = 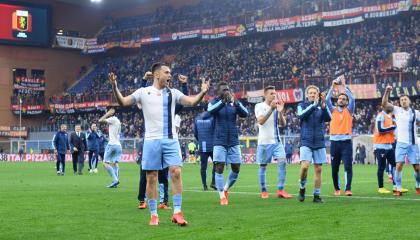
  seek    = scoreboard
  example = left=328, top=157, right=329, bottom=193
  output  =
left=0, top=2, right=51, bottom=47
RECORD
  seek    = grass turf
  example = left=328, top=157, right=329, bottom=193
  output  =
left=0, top=162, right=419, bottom=240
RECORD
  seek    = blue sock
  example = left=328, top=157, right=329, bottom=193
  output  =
left=259, top=166, right=267, bottom=192
left=300, top=179, right=307, bottom=189
left=278, top=161, right=286, bottom=191
left=215, top=173, right=224, bottom=192
left=395, top=169, right=402, bottom=191
left=313, top=188, right=321, bottom=196
left=148, top=199, right=157, bottom=216
left=414, top=171, right=420, bottom=188
left=224, top=171, right=239, bottom=190
left=112, top=165, right=119, bottom=179
left=159, top=184, right=164, bottom=203
left=104, top=164, right=117, bottom=182
left=173, top=194, right=182, bottom=214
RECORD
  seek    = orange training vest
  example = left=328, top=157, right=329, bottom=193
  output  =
left=329, top=108, right=352, bottom=135
left=373, top=112, right=395, bottom=144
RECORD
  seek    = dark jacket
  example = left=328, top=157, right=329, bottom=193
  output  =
left=285, top=143, right=293, bottom=155
left=98, top=133, right=108, bottom=153
left=53, top=131, right=70, bottom=154
left=194, top=112, right=215, bottom=152
left=87, top=130, right=100, bottom=151
left=297, top=101, right=331, bottom=149
left=207, top=97, right=249, bottom=147
left=69, top=131, right=87, bottom=153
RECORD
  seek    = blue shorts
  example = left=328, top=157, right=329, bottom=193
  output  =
left=256, top=144, right=286, bottom=164
left=104, top=144, right=122, bottom=163
left=213, top=145, right=241, bottom=164
left=395, top=142, right=420, bottom=164
left=142, top=139, right=182, bottom=170
left=299, top=146, right=326, bottom=164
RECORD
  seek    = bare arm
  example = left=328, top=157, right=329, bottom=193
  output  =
left=381, top=85, right=394, bottom=109
left=257, top=101, right=276, bottom=125
left=276, top=98, right=286, bottom=127
left=109, top=72, right=135, bottom=107
left=98, top=108, right=115, bottom=123
left=180, top=80, right=209, bottom=106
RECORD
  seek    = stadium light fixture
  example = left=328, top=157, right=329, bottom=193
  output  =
left=91, top=0, right=102, bottom=3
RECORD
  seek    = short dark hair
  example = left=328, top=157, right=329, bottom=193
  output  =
left=338, top=93, right=348, bottom=101
left=264, top=85, right=275, bottom=93
left=399, top=94, right=410, bottom=100
left=151, top=62, right=166, bottom=74
left=217, top=81, right=228, bottom=90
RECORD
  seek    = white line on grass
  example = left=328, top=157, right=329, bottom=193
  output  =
left=183, top=189, right=420, bottom=202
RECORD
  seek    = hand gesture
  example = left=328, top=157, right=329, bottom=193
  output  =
left=201, top=79, right=210, bottom=94
left=386, top=85, right=393, bottom=92
left=108, top=108, right=115, bottom=115
left=270, top=100, right=277, bottom=110
left=178, top=74, right=188, bottom=84
left=73, top=147, right=78, bottom=152
left=229, top=91, right=236, bottom=103
left=108, top=72, right=117, bottom=86
left=143, top=71, right=153, bottom=80
left=276, top=98, right=285, bottom=113
left=320, top=92, right=326, bottom=108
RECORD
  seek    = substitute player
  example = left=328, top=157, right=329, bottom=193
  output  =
left=254, top=86, right=291, bottom=199
left=110, top=62, right=209, bottom=226
left=326, top=77, right=355, bottom=196
left=99, top=107, right=122, bottom=188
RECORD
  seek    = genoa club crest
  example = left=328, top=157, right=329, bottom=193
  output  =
left=12, top=10, right=32, bottom=37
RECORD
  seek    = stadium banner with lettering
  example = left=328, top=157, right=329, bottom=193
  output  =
left=201, top=24, right=246, bottom=39
left=323, top=16, right=364, bottom=27
left=376, top=79, right=419, bottom=98
left=119, top=40, right=141, bottom=48
left=246, top=88, right=304, bottom=103
left=0, top=126, right=27, bottom=138
left=13, top=76, right=45, bottom=89
left=347, top=84, right=377, bottom=99
left=5, top=153, right=136, bottom=162
left=255, top=13, right=321, bottom=33
left=363, top=1, right=410, bottom=18
left=11, top=104, right=44, bottom=115
left=171, top=30, right=200, bottom=41
left=49, top=100, right=110, bottom=114
left=83, top=38, right=105, bottom=54
left=392, top=52, right=411, bottom=68
left=55, top=36, right=86, bottom=49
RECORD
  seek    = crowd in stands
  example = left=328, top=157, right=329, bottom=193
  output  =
left=98, top=0, right=394, bottom=44
left=51, top=15, right=420, bottom=106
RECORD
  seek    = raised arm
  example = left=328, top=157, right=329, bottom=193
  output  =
left=207, top=99, right=225, bottom=114
left=326, top=86, right=335, bottom=113
left=381, top=85, right=394, bottom=110
left=376, top=115, right=396, bottom=134
left=98, top=108, right=115, bottom=124
left=179, top=80, right=209, bottom=107
left=175, top=74, right=189, bottom=114
left=109, top=72, right=135, bottom=107
left=235, top=100, right=249, bottom=118
left=297, top=103, right=317, bottom=120
left=256, top=101, right=276, bottom=125
left=345, top=86, right=355, bottom=114
left=276, top=98, right=286, bottom=127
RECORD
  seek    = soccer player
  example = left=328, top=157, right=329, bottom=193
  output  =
left=98, top=107, right=122, bottom=188
left=297, top=86, right=330, bottom=203
left=207, top=81, right=249, bottom=206
left=53, top=124, right=70, bottom=176
left=194, top=106, right=216, bottom=191
left=326, top=78, right=355, bottom=196
left=110, top=62, right=209, bottom=226
left=373, top=105, right=397, bottom=193
left=254, top=86, right=291, bottom=199
left=382, top=86, right=420, bottom=196
left=87, top=123, right=100, bottom=173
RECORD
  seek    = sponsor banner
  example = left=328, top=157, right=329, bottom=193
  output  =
left=5, top=153, right=136, bottom=162
left=13, top=85, right=45, bottom=91
left=255, top=13, right=320, bottom=33
left=347, top=84, right=377, bottom=99
left=11, top=104, right=43, bottom=115
left=376, top=79, right=419, bottom=98
left=201, top=24, right=246, bottom=39
left=322, top=7, right=363, bottom=20
left=119, top=40, right=141, bottom=48
left=14, top=76, right=45, bottom=88
left=276, top=88, right=304, bottom=103
left=49, top=100, right=110, bottom=114
left=324, top=16, right=364, bottom=27
left=392, top=52, right=411, bottom=68
left=0, top=126, right=27, bottom=138
left=364, top=1, right=410, bottom=18
left=55, top=35, right=86, bottom=49
left=140, top=36, right=160, bottom=45
left=171, top=30, right=200, bottom=41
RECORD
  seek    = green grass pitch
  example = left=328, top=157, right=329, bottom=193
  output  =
left=1, top=162, right=419, bottom=240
